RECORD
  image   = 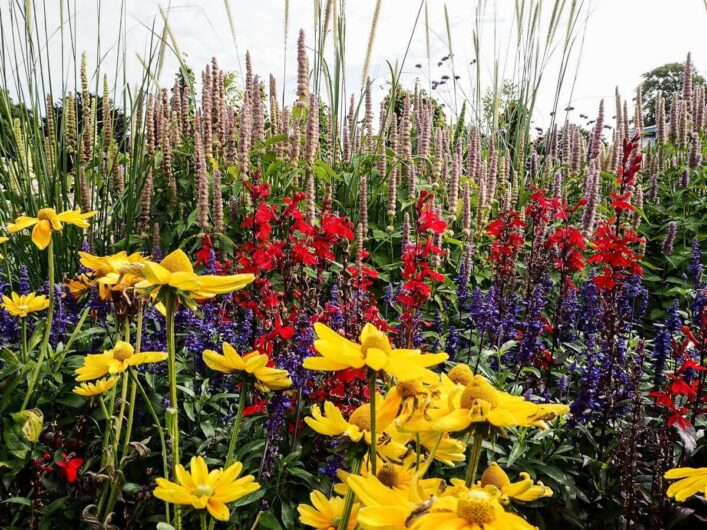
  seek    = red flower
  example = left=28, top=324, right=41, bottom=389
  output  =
left=56, top=453, right=84, bottom=483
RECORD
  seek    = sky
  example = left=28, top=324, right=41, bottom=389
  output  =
left=5, top=0, right=707, bottom=129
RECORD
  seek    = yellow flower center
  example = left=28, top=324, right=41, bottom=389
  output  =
left=456, top=491, right=497, bottom=524
left=112, top=341, right=135, bottom=361
left=160, top=249, right=194, bottom=273
left=193, top=483, right=214, bottom=498
left=348, top=404, right=372, bottom=432
left=460, top=378, right=499, bottom=410
left=37, top=208, right=56, bottom=221
left=376, top=465, right=400, bottom=488
left=480, top=463, right=511, bottom=490
left=361, top=335, right=392, bottom=358
left=17, top=304, right=30, bottom=312
left=448, top=364, right=474, bottom=386
left=396, top=380, right=422, bottom=399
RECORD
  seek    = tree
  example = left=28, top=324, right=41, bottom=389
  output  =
left=640, top=62, right=705, bottom=125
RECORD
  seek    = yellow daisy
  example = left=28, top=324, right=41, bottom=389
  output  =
left=298, top=490, right=359, bottom=530
left=7, top=208, right=97, bottom=250
left=75, top=341, right=167, bottom=381
left=1, top=292, right=50, bottom=318
left=303, top=322, right=448, bottom=382
left=344, top=473, right=421, bottom=530
left=410, top=487, right=536, bottom=530
left=78, top=250, right=150, bottom=299
left=136, top=249, right=254, bottom=309
left=73, top=376, right=120, bottom=397
left=305, top=399, right=408, bottom=462
left=477, top=462, right=553, bottom=502
left=665, top=467, right=707, bottom=502
left=202, top=343, right=292, bottom=391
left=153, top=456, right=260, bottom=521
left=407, top=374, right=568, bottom=433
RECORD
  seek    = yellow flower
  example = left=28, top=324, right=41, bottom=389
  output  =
left=407, top=374, right=568, bottom=433
left=7, top=208, right=97, bottom=250
left=665, top=467, right=707, bottom=502
left=0, top=236, right=8, bottom=259
left=303, top=322, right=448, bottom=382
left=75, top=341, right=167, bottom=381
left=1, top=292, right=50, bottom=318
left=305, top=399, right=408, bottom=461
left=344, top=473, right=421, bottom=530
left=202, top=343, right=292, bottom=391
left=73, top=376, right=120, bottom=397
left=410, top=487, right=536, bottom=530
left=78, top=250, right=150, bottom=299
left=298, top=491, right=359, bottom=530
left=477, top=463, right=553, bottom=502
left=136, top=249, right=254, bottom=309
left=153, top=456, right=260, bottom=521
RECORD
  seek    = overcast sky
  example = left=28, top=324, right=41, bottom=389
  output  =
left=8, top=0, right=707, bottom=128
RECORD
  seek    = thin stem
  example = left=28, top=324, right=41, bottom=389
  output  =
left=368, top=370, right=377, bottom=475
left=338, top=454, right=362, bottom=530
left=200, top=512, right=207, bottom=530
left=464, top=431, right=484, bottom=488
left=418, top=432, right=442, bottom=477
left=130, top=369, right=170, bottom=524
left=225, top=380, right=249, bottom=467
left=165, top=294, right=181, bottom=530
left=20, top=318, right=27, bottom=363
left=20, top=239, right=54, bottom=411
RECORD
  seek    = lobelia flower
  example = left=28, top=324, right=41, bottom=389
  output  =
left=56, top=453, right=84, bottom=483
left=202, top=342, right=292, bottom=391
left=1, top=292, right=49, bottom=318
left=73, top=376, right=119, bottom=397
left=304, top=322, right=448, bottom=382
left=153, top=455, right=260, bottom=521
left=137, top=249, right=254, bottom=310
left=7, top=208, right=97, bottom=250
left=665, top=467, right=707, bottom=502
left=75, top=341, right=167, bottom=381
left=298, top=491, right=360, bottom=530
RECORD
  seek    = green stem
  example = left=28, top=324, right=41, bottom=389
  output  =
left=51, top=306, right=90, bottom=372
left=418, top=432, right=442, bottom=477
left=338, top=454, right=363, bottom=530
left=20, top=240, right=54, bottom=411
left=165, top=295, right=181, bottom=530
left=20, top=318, right=27, bottom=363
left=368, top=370, right=378, bottom=475
left=225, top=380, right=249, bottom=467
left=113, top=373, right=129, bottom=456
left=120, top=307, right=142, bottom=461
left=200, top=512, right=207, bottom=530
left=464, top=431, right=484, bottom=488
left=130, top=369, right=170, bottom=524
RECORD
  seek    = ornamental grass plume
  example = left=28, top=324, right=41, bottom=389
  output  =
left=662, top=221, right=677, bottom=256
left=656, top=91, right=667, bottom=144
left=689, top=132, right=703, bottom=168
left=588, top=99, right=604, bottom=161
left=194, top=128, right=210, bottom=232
left=212, top=168, right=224, bottom=233
left=305, top=94, right=319, bottom=169
left=359, top=175, right=368, bottom=239
left=683, top=52, right=693, bottom=111
left=296, top=29, right=309, bottom=108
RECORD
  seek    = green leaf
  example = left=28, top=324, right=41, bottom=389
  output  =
left=1, top=496, right=31, bottom=506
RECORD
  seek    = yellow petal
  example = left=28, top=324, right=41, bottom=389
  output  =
left=206, top=498, right=230, bottom=521
left=160, top=249, right=194, bottom=273
left=31, top=220, right=53, bottom=250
